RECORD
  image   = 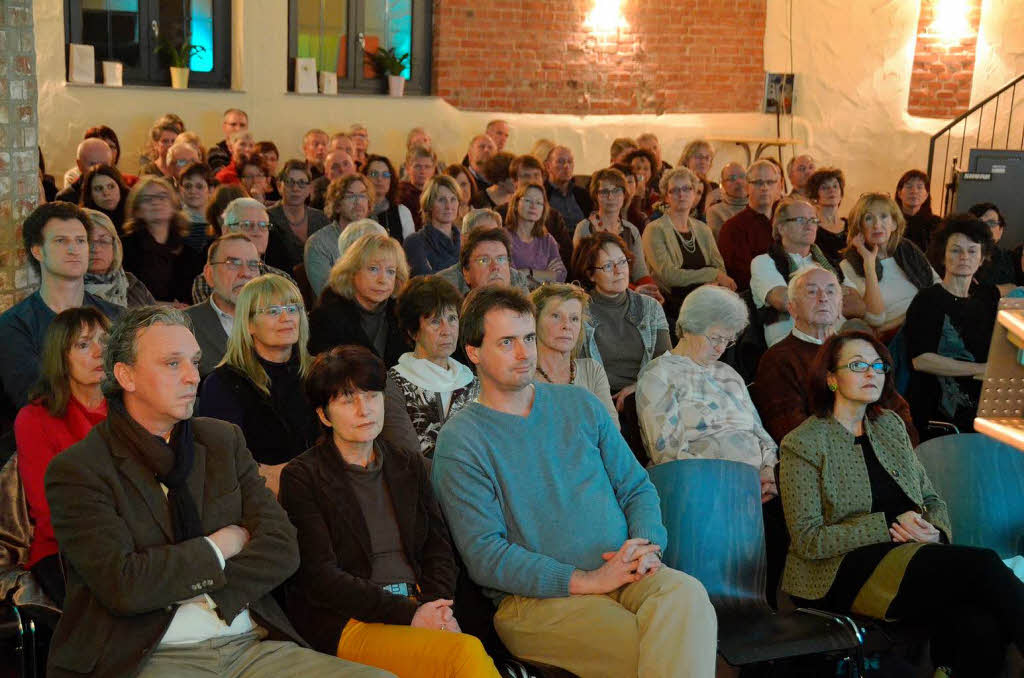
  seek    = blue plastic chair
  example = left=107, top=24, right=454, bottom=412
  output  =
left=915, top=433, right=1024, bottom=559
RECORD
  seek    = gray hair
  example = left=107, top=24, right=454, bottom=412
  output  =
left=337, top=219, right=386, bottom=257
left=786, top=264, right=839, bottom=315
left=221, top=197, right=266, bottom=228
left=462, top=208, right=502, bottom=235
left=102, top=306, right=193, bottom=399
left=659, top=167, right=700, bottom=197
left=676, top=285, right=749, bottom=338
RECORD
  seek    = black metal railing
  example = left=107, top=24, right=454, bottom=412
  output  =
left=927, top=72, right=1024, bottom=215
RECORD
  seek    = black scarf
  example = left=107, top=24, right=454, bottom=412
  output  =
left=842, top=238, right=935, bottom=290
left=106, top=397, right=202, bottom=542
left=760, top=241, right=842, bottom=325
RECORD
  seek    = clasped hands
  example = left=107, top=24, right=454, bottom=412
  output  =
left=569, top=537, right=663, bottom=595
left=890, top=510, right=940, bottom=544
left=411, top=598, right=461, bottom=633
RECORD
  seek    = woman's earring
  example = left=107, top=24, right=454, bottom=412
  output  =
left=828, top=382, right=837, bottom=392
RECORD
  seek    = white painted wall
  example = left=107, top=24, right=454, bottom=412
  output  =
left=35, top=0, right=1022, bottom=208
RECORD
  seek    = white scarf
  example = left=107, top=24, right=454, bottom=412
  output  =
left=394, top=353, right=474, bottom=393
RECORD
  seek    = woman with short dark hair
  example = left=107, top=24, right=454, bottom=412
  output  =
left=781, top=331, right=1024, bottom=676
left=806, top=167, right=847, bottom=265
left=896, top=169, right=941, bottom=253
left=904, top=214, right=999, bottom=434
left=16, top=307, right=110, bottom=607
left=281, top=345, right=500, bottom=676
left=365, top=153, right=415, bottom=242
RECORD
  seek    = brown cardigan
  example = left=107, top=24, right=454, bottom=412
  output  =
left=279, top=437, right=457, bottom=654
left=751, top=333, right=919, bottom=446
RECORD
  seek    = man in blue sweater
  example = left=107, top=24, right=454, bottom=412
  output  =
left=433, top=287, right=717, bottom=677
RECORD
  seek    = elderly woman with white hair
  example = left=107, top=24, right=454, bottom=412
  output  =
left=636, top=284, right=778, bottom=499
left=82, top=209, right=156, bottom=308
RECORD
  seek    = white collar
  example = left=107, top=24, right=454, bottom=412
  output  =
left=791, top=326, right=826, bottom=345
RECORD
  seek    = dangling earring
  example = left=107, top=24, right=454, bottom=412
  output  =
left=828, top=382, right=837, bottom=392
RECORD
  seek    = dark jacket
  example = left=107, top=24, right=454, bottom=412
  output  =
left=308, top=290, right=409, bottom=367
left=54, top=178, right=83, bottom=205
left=402, top=224, right=461, bottom=277
left=280, top=437, right=457, bottom=654
left=44, top=416, right=305, bottom=678
left=183, top=299, right=229, bottom=378
left=266, top=204, right=331, bottom=272
left=197, top=359, right=321, bottom=465
left=121, top=227, right=204, bottom=304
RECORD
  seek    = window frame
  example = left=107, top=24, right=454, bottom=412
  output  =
left=64, top=0, right=232, bottom=89
left=287, top=0, right=432, bottom=96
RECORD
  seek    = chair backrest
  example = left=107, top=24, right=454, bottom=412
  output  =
left=915, top=432, right=1024, bottom=558
left=647, top=459, right=767, bottom=614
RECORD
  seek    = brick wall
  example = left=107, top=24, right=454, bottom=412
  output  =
left=0, top=0, right=38, bottom=312
left=432, top=0, right=766, bottom=115
left=907, top=0, right=981, bottom=119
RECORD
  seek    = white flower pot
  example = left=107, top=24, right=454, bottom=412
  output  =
left=170, top=66, right=190, bottom=89
left=387, top=75, right=406, bottom=97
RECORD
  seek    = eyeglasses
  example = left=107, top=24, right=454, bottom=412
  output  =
left=367, top=170, right=392, bottom=180
left=704, top=334, right=737, bottom=350
left=591, top=257, right=629, bottom=273
left=211, top=257, right=261, bottom=272
left=255, top=303, right=303, bottom=318
left=283, top=178, right=310, bottom=188
left=782, top=216, right=822, bottom=227
left=226, top=220, right=270, bottom=233
left=837, top=360, right=891, bottom=374
left=342, top=193, right=370, bottom=202
left=981, top=218, right=1002, bottom=228
left=667, top=186, right=694, bottom=195
left=596, top=187, right=624, bottom=198
left=472, top=255, right=509, bottom=267
left=89, top=237, right=114, bottom=249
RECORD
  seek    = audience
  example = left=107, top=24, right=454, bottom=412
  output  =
left=637, top=132, right=671, bottom=172
left=624, top=148, right=660, bottom=217
left=206, top=107, right=248, bottom=171
left=164, top=140, right=203, bottom=184
left=205, top=183, right=247, bottom=238
left=62, top=125, right=133, bottom=189
left=305, top=173, right=375, bottom=296
left=403, top=175, right=463, bottom=276
left=704, top=162, right=747, bottom=239
left=198, top=274, right=319, bottom=494
left=531, top=283, right=617, bottom=420
left=485, top=119, right=511, bottom=151
left=896, top=169, right=941, bottom=254
left=718, top=159, right=781, bottom=291
left=213, top=130, right=256, bottom=185
left=303, top=128, right=331, bottom=179
left=310, top=148, right=358, bottom=210
left=43, top=306, right=387, bottom=677
left=679, top=139, right=719, bottom=220
left=79, top=163, right=128, bottom=233
left=83, top=209, right=156, bottom=308
left=15, top=307, right=110, bottom=607
left=137, top=118, right=180, bottom=177
left=386, top=276, right=479, bottom=459
left=470, top=151, right=515, bottom=210
left=544, top=145, right=592, bottom=228
left=444, top=163, right=477, bottom=223
left=464, top=134, right=497, bottom=191
left=751, top=265, right=918, bottom=445
left=970, top=202, right=1019, bottom=293
left=840, top=192, right=938, bottom=335
left=573, top=168, right=650, bottom=282
left=120, top=176, right=203, bottom=304
left=364, top=153, right=415, bottom=242
left=437, top=211, right=531, bottom=294
left=432, top=285, right=717, bottom=677
left=266, top=158, right=331, bottom=272
left=0, top=202, right=121, bottom=418
left=281, top=345, right=498, bottom=675
left=309, top=233, right=410, bottom=365
left=643, top=167, right=733, bottom=327
left=349, top=124, right=370, bottom=168
left=806, top=167, right=848, bottom=265
left=786, top=154, right=816, bottom=198
left=505, top=182, right=566, bottom=283
left=573, top=232, right=670, bottom=462
left=398, top=145, right=437, bottom=229
left=184, top=232, right=261, bottom=377
left=750, top=196, right=859, bottom=347
left=56, top=138, right=114, bottom=204
left=501, top=154, right=572, bottom=261
left=779, top=331, right=1024, bottom=677
left=609, top=136, right=638, bottom=163
left=178, top=162, right=215, bottom=252
left=905, top=214, right=999, bottom=435
left=236, top=154, right=273, bottom=205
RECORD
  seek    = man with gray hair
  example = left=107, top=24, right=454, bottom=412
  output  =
left=704, top=162, right=748, bottom=239
left=44, top=306, right=390, bottom=677
left=718, top=159, right=782, bottom=290
left=207, top=108, right=249, bottom=171
left=786, top=154, right=816, bottom=198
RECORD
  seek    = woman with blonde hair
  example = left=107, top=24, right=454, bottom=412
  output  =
left=531, top=283, right=617, bottom=421
left=679, top=139, right=720, bottom=219
left=82, top=208, right=156, bottom=308
left=119, top=175, right=203, bottom=304
left=309, top=233, right=410, bottom=366
left=841, top=192, right=938, bottom=336
left=403, top=174, right=463, bottom=276
left=197, top=274, right=319, bottom=494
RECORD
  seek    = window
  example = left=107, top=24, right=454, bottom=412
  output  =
left=288, top=0, right=432, bottom=95
left=64, top=0, right=231, bottom=88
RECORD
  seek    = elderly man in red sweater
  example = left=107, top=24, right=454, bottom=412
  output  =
left=717, top=159, right=780, bottom=290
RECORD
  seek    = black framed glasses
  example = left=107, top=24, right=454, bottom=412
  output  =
left=837, top=360, right=891, bottom=374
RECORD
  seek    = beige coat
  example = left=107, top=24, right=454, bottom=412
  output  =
left=641, top=214, right=725, bottom=292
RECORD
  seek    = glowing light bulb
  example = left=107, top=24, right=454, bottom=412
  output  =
left=924, top=0, right=971, bottom=44
left=585, top=0, right=628, bottom=35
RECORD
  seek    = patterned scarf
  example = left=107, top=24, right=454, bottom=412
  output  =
left=84, top=268, right=130, bottom=308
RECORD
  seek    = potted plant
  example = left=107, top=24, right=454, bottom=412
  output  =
left=366, top=47, right=410, bottom=96
left=152, top=21, right=206, bottom=89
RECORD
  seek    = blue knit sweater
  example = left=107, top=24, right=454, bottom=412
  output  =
left=432, top=383, right=667, bottom=601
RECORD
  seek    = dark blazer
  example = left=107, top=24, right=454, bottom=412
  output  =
left=44, top=417, right=304, bottom=678
left=121, top=228, right=204, bottom=304
left=184, top=299, right=229, bottom=378
left=308, top=290, right=408, bottom=367
left=280, top=438, right=457, bottom=654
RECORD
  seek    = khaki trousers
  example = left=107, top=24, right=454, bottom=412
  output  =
left=493, top=566, right=717, bottom=678
left=137, top=630, right=394, bottom=677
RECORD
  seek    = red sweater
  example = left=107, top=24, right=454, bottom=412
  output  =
left=717, top=206, right=773, bottom=291
left=15, top=397, right=107, bottom=568
left=215, top=161, right=241, bottom=186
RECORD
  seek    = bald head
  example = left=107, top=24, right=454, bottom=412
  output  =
left=77, top=138, right=114, bottom=173
left=324, top=149, right=356, bottom=182
left=720, top=161, right=747, bottom=201
left=787, top=154, right=817, bottom=195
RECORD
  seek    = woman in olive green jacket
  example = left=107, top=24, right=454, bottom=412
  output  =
left=779, top=331, right=1024, bottom=676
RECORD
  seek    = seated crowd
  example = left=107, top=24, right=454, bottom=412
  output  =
left=3, top=110, right=1023, bottom=677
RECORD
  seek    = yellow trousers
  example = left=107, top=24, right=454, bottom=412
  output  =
left=337, top=619, right=501, bottom=678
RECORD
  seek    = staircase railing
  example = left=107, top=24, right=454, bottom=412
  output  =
left=927, top=73, right=1024, bottom=215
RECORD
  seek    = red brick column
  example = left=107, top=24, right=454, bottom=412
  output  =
left=907, top=0, right=981, bottom=119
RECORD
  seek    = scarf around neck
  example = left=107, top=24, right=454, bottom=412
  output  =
left=394, top=353, right=474, bottom=393
left=85, top=268, right=130, bottom=307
